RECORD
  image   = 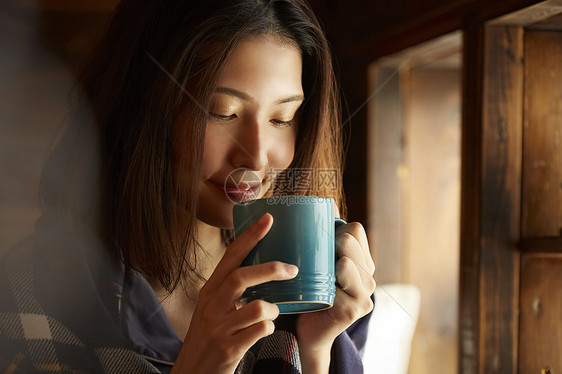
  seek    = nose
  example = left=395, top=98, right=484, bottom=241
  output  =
left=229, top=118, right=269, bottom=171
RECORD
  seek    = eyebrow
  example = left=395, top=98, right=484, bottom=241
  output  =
left=215, top=86, right=304, bottom=105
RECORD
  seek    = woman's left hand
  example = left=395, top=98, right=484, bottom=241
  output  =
left=295, top=221, right=376, bottom=372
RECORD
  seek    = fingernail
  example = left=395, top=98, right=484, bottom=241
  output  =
left=255, top=213, right=271, bottom=228
left=284, top=264, right=299, bottom=276
left=256, top=213, right=267, bottom=224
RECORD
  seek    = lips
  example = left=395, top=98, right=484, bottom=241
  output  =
left=212, top=181, right=262, bottom=203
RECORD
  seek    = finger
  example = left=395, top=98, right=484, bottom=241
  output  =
left=336, top=256, right=376, bottom=299
left=222, top=300, right=280, bottom=336
left=335, top=222, right=374, bottom=276
left=332, top=286, right=375, bottom=324
left=335, top=235, right=374, bottom=282
left=229, top=319, right=276, bottom=355
left=336, top=222, right=370, bottom=263
left=216, top=261, right=298, bottom=306
left=205, top=213, right=273, bottom=290
left=345, top=254, right=376, bottom=296
left=202, top=317, right=277, bottom=368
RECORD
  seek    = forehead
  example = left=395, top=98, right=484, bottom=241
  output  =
left=216, top=36, right=304, bottom=99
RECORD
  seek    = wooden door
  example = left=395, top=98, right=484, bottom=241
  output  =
left=518, top=26, right=562, bottom=374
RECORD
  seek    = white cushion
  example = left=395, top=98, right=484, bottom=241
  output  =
left=363, top=283, right=421, bottom=374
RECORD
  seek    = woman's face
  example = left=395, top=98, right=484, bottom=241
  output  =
left=175, top=36, right=303, bottom=228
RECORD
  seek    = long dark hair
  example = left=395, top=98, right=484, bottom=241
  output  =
left=40, top=0, right=344, bottom=293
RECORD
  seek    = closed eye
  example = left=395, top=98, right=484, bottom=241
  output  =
left=209, top=112, right=237, bottom=122
left=271, top=119, right=295, bottom=128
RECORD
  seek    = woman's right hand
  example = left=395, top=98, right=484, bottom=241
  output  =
left=171, top=213, right=298, bottom=374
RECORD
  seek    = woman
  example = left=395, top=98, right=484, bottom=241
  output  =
left=0, top=0, right=375, bottom=373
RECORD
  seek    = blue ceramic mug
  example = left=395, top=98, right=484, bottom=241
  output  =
left=233, top=195, right=346, bottom=314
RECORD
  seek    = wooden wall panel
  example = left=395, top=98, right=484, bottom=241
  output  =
left=459, top=23, right=525, bottom=374
left=519, top=254, right=562, bottom=373
left=479, top=25, right=524, bottom=374
left=459, top=22, right=485, bottom=374
left=522, top=30, right=562, bottom=238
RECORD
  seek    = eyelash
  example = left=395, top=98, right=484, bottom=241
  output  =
left=270, top=119, right=294, bottom=128
left=209, top=113, right=235, bottom=122
left=208, top=113, right=294, bottom=127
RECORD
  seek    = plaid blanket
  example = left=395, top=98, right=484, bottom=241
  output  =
left=0, top=216, right=369, bottom=373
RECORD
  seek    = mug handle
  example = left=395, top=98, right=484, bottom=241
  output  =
left=335, top=218, right=347, bottom=228
left=334, top=218, right=347, bottom=261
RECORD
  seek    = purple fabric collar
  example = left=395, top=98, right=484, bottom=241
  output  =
left=119, top=264, right=183, bottom=365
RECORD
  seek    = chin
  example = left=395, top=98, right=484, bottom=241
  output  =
left=197, top=205, right=235, bottom=229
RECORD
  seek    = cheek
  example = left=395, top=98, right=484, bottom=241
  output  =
left=201, top=125, right=228, bottom=176
left=271, top=131, right=296, bottom=169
